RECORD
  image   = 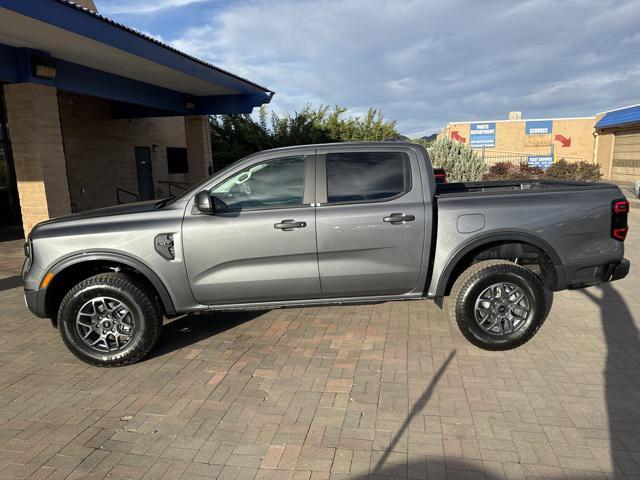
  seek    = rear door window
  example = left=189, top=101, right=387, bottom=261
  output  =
left=325, top=151, right=411, bottom=204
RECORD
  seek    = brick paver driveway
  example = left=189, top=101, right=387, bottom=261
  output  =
left=0, top=206, right=638, bottom=480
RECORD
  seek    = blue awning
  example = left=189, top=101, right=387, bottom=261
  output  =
left=595, top=104, right=640, bottom=129
left=0, top=0, right=274, bottom=116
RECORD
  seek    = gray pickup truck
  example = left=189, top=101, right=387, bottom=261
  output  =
left=22, top=142, right=630, bottom=366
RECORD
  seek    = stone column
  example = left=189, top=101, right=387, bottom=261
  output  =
left=4, top=83, right=72, bottom=236
left=184, top=115, right=213, bottom=186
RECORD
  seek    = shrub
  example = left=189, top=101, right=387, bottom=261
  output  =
left=427, top=137, right=486, bottom=182
left=483, top=159, right=602, bottom=182
left=484, top=162, right=545, bottom=181
left=546, top=159, right=602, bottom=182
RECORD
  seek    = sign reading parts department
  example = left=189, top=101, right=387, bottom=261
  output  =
left=469, top=123, right=496, bottom=148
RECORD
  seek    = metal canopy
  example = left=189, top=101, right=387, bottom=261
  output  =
left=0, top=0, right=273, bottom=116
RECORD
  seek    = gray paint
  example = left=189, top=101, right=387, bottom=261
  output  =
left=23, top=142, right=627, bottom=318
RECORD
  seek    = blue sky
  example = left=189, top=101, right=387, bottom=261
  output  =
left=97, top=0, right=640, bottom=137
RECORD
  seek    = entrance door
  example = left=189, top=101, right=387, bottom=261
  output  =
left=0, top=85, right=21, bottom=230
left=134, top=146, right=154, bottom=201
left=182, top=154, right=321, bottom=305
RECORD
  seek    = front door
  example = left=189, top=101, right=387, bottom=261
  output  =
left=135, top=146, right=154, bottom=201
left=182, top=154, right=320, bottom=305
left=315, top=148, right=426, bottom=297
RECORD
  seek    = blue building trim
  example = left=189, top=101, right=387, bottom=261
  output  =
left=596, top=105, right=640, bottom=129
left=0, top=44, right=270, bottom=116
left=0, top=0, right=270, bottom=96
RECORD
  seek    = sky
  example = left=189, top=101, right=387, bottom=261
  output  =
left=97, top=0, right=640, bottom=137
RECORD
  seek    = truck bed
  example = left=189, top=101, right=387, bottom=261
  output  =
left=436, top=179, right=619, bottom=196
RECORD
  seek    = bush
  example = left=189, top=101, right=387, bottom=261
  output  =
left=545, top=159, right=602, bottom=182
left=210, top=105, right=399, bottom=170
left=484, top=162, right=545, bottom=181
left=427, top=137, right=486, bottom=182
left=483, top=159, right=602, bottom=182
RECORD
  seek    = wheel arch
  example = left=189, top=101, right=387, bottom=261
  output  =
left=434, top=232, right=562, bottom=298
left=44, top=253, right=176, bottom=324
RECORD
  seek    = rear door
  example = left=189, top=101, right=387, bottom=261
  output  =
left=315, top=146, right=426, bottom=297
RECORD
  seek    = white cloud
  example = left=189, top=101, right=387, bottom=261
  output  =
left=99, top=0, right=210, bottom=15
left=164, top=0, right=640, bottom=136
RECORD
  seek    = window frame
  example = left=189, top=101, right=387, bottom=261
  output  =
left=316, top=150, right=413, bottom=206
left=166, top=147, right=189, bottom=174
left=207, top=154, right=315, bottom=212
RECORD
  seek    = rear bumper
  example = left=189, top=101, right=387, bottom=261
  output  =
left=555, top=258, right=630, bottom=290
left=24, top=289, right=48, bottom=318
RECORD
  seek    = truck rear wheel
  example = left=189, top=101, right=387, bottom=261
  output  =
left=57, top=272, right=163, bottom=367
left=448, top=260, right=548, bottom=350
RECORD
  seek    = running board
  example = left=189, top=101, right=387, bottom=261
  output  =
left=204, top=292, right=426, bottom=312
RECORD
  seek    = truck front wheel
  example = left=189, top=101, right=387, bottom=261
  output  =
left=57, top=272, right=163, bottom=366
left=449, top=260, right=549, bottom=350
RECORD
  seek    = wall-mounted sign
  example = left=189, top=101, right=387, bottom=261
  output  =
left=528, top=155, right=554, bottom=170
left=524, top=120, right=553, bottom=147
left=451, top=131, right=466, bottom=143
left=525, top=120, right=553, bottom=135
left=469, top=123, right=495, bottom=148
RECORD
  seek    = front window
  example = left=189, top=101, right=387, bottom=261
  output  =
left=210, top=156, right=305, bottom=210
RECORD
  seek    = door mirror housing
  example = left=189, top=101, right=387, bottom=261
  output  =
left=194, top=190, right=213, bottom=214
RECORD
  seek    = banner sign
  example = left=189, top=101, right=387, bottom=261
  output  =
left=525, top=120, right=553, bottom=135
left=527, top=155, right=554, bottom=170
left=469, top=123, right=496, bottom=148
left=524, top=120, right=553, bottom=147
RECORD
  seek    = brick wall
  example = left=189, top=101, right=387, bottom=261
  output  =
left=58, top=92, right=195, bottom=211
left=444, top=118, right=596, bottom=163
left=4, top=84, right=72, bottom=235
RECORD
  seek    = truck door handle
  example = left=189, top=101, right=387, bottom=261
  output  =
left=274, top=219, right=307, bottom=231
left=383, top=213, right=415, bottom=224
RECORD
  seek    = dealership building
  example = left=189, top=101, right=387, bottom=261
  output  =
left=441, top=105, right=640, bottom=183
left=0, top=0, right=272, bottom=238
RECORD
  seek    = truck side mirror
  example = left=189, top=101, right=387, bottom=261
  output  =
left=194, top=190, right=213, bottom=214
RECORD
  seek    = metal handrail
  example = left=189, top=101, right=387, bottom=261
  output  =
left=168, top=182, right=188, bottom=197
left=116, top=187, right=139, bottom=204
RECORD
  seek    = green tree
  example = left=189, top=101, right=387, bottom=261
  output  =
left=210, top=105, right=400, bottom=170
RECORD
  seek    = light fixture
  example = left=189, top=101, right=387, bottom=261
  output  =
left=31, top=54, right=56, bottom=80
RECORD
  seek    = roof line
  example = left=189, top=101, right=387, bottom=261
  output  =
left=59, top=0, right=272, bottom=94
left=596, top=102, right=640, bottom=116
left=447, top=116, right=595, bottom=125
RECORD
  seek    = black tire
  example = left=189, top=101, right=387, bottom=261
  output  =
left=57, top=272, right=163, bottom=367
left=448, top=260, right=549, bottom=350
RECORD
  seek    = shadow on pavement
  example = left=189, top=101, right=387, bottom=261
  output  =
left=0, top=274, right=21, bottom=292
left=582, top=283, right=640, bottom=477
left=147, top=310, right=267, bottom=359
left=372, top=351, right=456, bottom=476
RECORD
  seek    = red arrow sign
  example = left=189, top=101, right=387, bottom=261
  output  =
left=555, top=134, right=571, bottom=147
left=451, top=131, right=466, bottom=143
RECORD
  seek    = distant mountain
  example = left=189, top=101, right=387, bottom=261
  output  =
left=421, top=133, right=438, bottom=142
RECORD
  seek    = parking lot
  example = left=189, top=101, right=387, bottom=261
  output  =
left=0, top=205, right=638, bottom=480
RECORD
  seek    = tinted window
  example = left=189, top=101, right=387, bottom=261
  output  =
left=326, top=152, right=411, bottom=203
left=167, top=147, right=188, bottom=174
left=211, top=156, right=305, bottom=210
